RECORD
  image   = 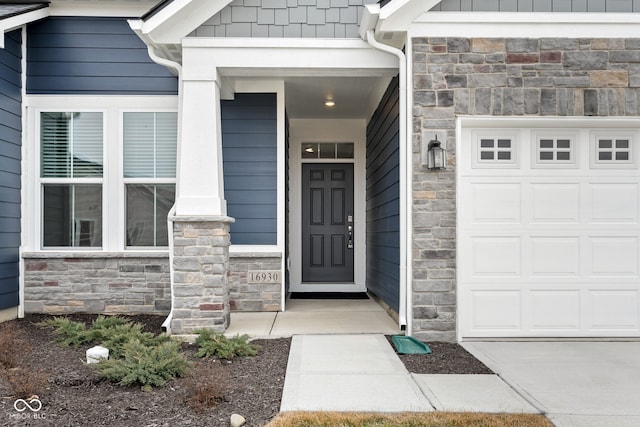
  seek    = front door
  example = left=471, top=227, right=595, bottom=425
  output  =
left=302, top=163, right=354, bottom=283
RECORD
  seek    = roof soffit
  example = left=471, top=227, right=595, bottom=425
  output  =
left=377, top=0, right=442, bottom=32
left=135, top=0, right=233, bottom=45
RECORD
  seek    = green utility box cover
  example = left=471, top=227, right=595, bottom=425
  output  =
left=391, top=335, right=432, bottom=354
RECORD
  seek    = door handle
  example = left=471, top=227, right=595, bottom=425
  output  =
left=347, top=225, right=354, bottom=249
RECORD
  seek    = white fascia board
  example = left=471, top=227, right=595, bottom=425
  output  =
left=137, top=0, right=233, bottom=45
left=377, top=0, right=441, bottom=33
left=0, top=8, right=49, bottom=47
left=48, top=1, right=157, bottom=17
left=181, top=38, right=398, bottom=80
left=410, top=12, right=640, bottom=38
left=359, top=3, right=380, bottom=40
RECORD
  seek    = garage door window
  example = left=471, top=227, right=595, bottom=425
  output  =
left=532, top=133, right=576, bottom=168
left=473, top=132, right=518, bottom=168
left=591, top=133, right=635, bottom=168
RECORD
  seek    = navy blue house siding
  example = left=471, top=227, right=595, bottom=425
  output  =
left=27, top=17, right=177, bottom=95
left=0, top=29, right=22, bottom=310
left=221, top=93, right=278, bottom=245
left=366, top=76, right=400, bottom=312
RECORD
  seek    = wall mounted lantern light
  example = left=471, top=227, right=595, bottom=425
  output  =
left=426, top=135, right=447, bottom=170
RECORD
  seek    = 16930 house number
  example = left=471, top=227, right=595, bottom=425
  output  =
left=247, top=271, right=281, bottom=283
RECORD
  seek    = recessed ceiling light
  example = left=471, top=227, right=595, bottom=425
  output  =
left=324, top=100, right=336, bottom=107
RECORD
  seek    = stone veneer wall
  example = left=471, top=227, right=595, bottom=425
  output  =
left=412, top=37, right=640, bottom=341
left=23, top=254, right=171, bottom=314
left=229, top=253, right=282, bottom=311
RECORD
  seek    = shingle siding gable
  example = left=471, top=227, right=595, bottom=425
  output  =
left=192, top=0, right=378, bottom=38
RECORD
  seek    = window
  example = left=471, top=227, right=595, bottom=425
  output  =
left=40, top=112, right=104, bottom=247
left=302, top=142, right=354, bottom=159
left=472, top=131, right=518, bottom=168
left=591, top=132, right=635, bottom=168
left=123, top=112, right=177, bottom=247
left=531, top=132, right=577, bottom=168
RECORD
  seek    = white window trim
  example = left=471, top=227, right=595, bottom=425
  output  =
left=471, top=130, right=519, bottom=169
left=121, top=110, right=178, bottom=250
left=24, top=95, right=178, bottom=253
left=531, top=131, right=579, bottom=169
left=590, top=131, right=636, bottom=169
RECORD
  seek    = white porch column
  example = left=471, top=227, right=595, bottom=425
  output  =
left=175, top=78, right=227, bottom=216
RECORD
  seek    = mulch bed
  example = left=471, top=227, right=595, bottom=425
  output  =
left=1, top=314, right=491, bottom=427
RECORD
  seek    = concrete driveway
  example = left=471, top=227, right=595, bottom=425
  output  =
left=464, top=342, right=640, bottom=427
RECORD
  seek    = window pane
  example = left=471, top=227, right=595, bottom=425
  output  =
left=557, top=139, right=571, bottom=149
left=43, top=184, right=102, bottom=247
left=497, top=151, right=511, bottom=160
left=480, top=151, right=494, bottom=160
left=599, top=152, right=613, bottom=161
left=302, top=144, right=317, bottom=158
left=336, top=143, right=354, bottom=159
left=123, top=112, right=177, bottom=178
left=539, top=139, right=553, bottom=149
left=599, top=139, right=612, bottom=149
left=497, top=139, right=511, bottom=148
left=616, top=139, right=629, bottom=149
left=480, top=139, right=494, bottom=148
left=319, top=143, right=336, bottom=159
left=616, top=152, right=629, bottom=161
left=557, top=151, right=571, bottom=161
left=126, top=184, right=175, bottom=247
left=41, top=112, right=103, bottom=178
left=539, top=151, right=554, bottom=160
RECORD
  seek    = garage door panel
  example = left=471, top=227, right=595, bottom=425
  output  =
left=589, top=290, right=639, bottom=330
left=470, top=183, right=521, bottom=223
left=471, top=290, right=521, bottom=331
left=589, top=237, right=639, bottom=277
left=590, top=184, right=639, bottom=223
left=531, top=237, right=580, bottom=277
left=530, top=184, right=580, bottom=223
left=530, top=290, right=581, bottom=331
left=471, top=237, right=520, bottom=277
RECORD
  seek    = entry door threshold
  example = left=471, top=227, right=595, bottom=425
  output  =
left=290, top=283, right=366, bottom=293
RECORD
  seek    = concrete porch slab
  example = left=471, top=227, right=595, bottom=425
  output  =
left=281, top=334, right=433, bottom=412
left=412, top=374, right=539, bottom=413
left=225, top=312, right=276, bottom=337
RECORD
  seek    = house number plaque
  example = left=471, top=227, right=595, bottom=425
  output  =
left=247, top=271, right=281, bottom=283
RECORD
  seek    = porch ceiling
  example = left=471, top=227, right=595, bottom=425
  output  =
left=284, top=76, right=393, bottom=120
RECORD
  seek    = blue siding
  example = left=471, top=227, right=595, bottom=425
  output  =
left=366, top=77, right=400, bottom=312
left=27, top=17, right=177, bottom=95
left=221, top=93, right=277, bottom=245
left=432, top=0, right=639, bottom=12
left=0, top=29, right=22, bottom=310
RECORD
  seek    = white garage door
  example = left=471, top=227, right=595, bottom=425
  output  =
left=458, top=123, right=640, bottom=338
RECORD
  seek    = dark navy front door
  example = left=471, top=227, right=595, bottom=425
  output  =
left=302, top=163, right=354, bottom=283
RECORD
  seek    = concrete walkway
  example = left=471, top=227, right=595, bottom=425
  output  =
left=464, top=342, right=640, bottom=427
left=281, top=334, right=538, bottom=414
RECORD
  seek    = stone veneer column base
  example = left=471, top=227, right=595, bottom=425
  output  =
left=170, top=215, right=234, bottom=334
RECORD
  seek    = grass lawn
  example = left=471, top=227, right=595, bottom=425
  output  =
left=266, top=412, right=554, bottom=427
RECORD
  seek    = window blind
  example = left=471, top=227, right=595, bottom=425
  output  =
left=123, top=112, right=177, bottom=178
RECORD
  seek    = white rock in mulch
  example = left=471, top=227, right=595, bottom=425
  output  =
left=230, top=413, right=246, bottom=427
left=86, top=345, right=109, bottom=364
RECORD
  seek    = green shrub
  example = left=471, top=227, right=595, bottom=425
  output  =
left=36, top=317, right=90, bottom=347
left=86, top=322, right=170, bottom=359
left=195, top=329, right=258, bottom=359
left=96, top=339, right=190, bottom=390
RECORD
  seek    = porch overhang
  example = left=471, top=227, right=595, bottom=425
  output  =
left=0, top=3, right=49, bottom=48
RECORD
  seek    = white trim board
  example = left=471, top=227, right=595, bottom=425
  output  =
left=409, top=12, right=640, bottom=38
left=288, top=119, right=367, bottom=294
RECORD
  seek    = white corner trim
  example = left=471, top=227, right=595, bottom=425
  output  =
left=410, top=12, right=640, bottom=38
